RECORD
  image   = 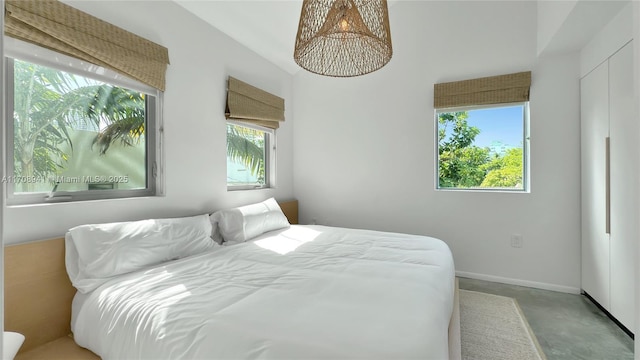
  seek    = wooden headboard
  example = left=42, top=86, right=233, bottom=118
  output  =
left=4, top=199, right=298, bottom=353
left=279, top=200, right=298, bottom=225
left=5, top=236, right=73, bottom=353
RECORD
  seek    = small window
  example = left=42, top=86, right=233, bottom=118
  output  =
left=4, top=40, right=161, bottom=205
left=436, top=103, right=529, bottom=191
left=226, top=122, right=274, bottom=190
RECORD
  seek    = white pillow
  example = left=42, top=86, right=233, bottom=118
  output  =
left=66, top=214, right=216, bottom=294
left=211, top=198, right=290, bottom=244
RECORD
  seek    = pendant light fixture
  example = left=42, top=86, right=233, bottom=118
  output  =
left=293, top=0, right=392, bottom=77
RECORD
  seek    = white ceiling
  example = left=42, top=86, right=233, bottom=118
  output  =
left=173, top=1, right=306, bottom=75
left=173, top=0, right=401, bottom=75
left=172, top=0, right=628, bottom=76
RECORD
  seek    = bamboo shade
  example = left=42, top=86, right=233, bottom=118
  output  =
left=225, top=76, right=285, bottom=129
left=434, top=71, right=531, bottom=109
left=4, top=0, right=170, bottom=91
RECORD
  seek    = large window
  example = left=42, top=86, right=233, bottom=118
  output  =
left=436, top=103, right=529, bottom=191
left=4, top=40, right=161, bottom=204
left=226, top=122, right=274, bottom=190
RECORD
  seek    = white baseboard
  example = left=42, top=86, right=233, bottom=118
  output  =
left=456, top=271, right=581, bottom=294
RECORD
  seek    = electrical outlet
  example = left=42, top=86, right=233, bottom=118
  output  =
left=511, top=234, right=523, bottom=248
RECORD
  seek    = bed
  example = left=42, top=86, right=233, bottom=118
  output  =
left=6, top=199, right=460, bottom=359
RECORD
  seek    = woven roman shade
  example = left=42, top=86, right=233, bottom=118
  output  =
left=225, top=77, right=285, bottom=129
left=434, top=71, right=531, bottom=109
left=4, top=0, right=170, bottom=91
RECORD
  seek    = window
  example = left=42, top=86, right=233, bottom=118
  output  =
left=226, top=121, right=274, bottom=190
left=4, top=40, right=162, bottom=205
left=436, top=103, right=529, bottom=191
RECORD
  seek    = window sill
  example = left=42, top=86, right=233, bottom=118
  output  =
left=435, top=188, right=530, bottom=194
left=6, top=194, right=164, bottom=208
left=227, top=186, right=272, bottom=192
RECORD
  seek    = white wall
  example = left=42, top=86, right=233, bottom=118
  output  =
left=538, top=0, right=630, bottom=57
left=537, top=0, right=578, bottom=55
left=293, top=1, right=582, bottom=292
left=4, top=0, right=295, bottom=244
left=580, top=2, right=633, bottom=77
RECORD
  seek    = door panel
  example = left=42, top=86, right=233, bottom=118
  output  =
left=608, top=41, right=636, bottom=331
left=580, top=60, right=610, bottom=309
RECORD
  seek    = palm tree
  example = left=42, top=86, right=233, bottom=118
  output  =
left=13, top=59, right=265, bottom=192
left=87, top=85, right=146, bottom=155
left=226, top=124, right=266, bottom=182
left=12, top=59, right=145, bottom=191
left=14, top=60, right=79, bottom=190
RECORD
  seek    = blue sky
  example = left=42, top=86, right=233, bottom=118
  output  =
left=465, top=105, right=524, bottom=148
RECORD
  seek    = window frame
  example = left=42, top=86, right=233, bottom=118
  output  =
left=4, top=38, right=164, bottom=205
left=226, top=120, right=276, bottom=191
left=434, top=101, right=530, bottom=193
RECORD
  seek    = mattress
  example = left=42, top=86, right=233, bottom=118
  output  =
left=71, top=225, right=456, bottom=359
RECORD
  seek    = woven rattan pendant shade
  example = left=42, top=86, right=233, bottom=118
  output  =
left=294, top=0, right=392, bottom=77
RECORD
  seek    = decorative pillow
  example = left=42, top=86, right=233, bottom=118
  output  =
left=66, top=214, right=217, bottom=294
left=210, top=198, right=290, bottom=244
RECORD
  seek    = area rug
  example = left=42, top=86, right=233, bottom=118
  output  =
left=460, top=290, right=547, bottom=360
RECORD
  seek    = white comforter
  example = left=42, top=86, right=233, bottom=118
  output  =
left=72, top=225, right=455, bottom=360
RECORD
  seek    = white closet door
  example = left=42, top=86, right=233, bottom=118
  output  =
left=580, top=60, right=610, bottom=309
left=608, top=41, right=636, bottom=331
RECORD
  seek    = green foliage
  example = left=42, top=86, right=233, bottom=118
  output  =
left=12, top=59, right=146, bottom=190
left=439, top=146, right=490, bottom=188
left=438, top=111, right=523, bottom=189
left=88, top=86, right=146, bottom=155
left=480, top=148, right=523, bottom=187
left=226, top=124, right=266, bottom=183
left=438, top=112, right=479, bottom=151
left=13, top=60, right=78, bottom=189
left=14, top=58, right=269, bottom=192
left=438, top=112, right=490, bottom=188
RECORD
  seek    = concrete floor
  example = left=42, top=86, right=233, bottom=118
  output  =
left=458, top=277, right=634, bottom=360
